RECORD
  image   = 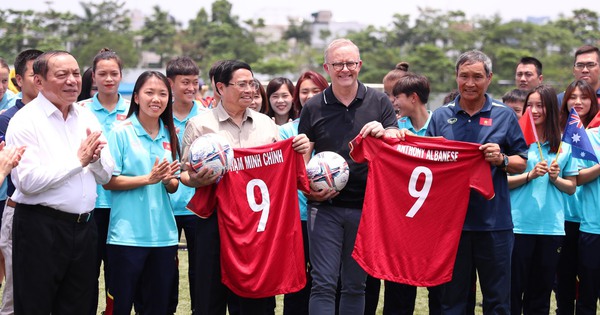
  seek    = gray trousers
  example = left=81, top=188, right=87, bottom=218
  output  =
left=307, top=204, right=367, bottom=315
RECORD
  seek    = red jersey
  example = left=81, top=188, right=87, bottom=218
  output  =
left=187, top=138, right=309, bottom=298
left=349, top=135, right=494, bottom=286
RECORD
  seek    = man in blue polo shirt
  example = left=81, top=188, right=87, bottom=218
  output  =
left=426, top=50, right=528, bottom=314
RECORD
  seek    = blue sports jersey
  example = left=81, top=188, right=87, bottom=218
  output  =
left=578, top=127, right=600, bottom=234
left=280, top=119, right=308, bottom=221
left=170, top=100, right=208, bottom=216
left=107, top=114, right=178, bottom=247
left=564, top=183, right=583, bottom=223
left=510, top=142, right=578, bottom=235
left=426, top=94, right=528, bottom=231
left=397, top=111, right=432, bottom=136
left=79, top=94, right=130, bottom=208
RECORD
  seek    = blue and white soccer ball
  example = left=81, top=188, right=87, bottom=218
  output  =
left=306, top=151, right=350, bottom=192
left=189, top=133, right=234, bottom=177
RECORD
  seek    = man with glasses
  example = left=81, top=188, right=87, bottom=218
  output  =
left=515, top=56, right=543, bottom=91
left=298, top=38, right=398, bottom=315
left=558, top=45, right=600, bottom=105
left=180, top=60, right=309, bottom=315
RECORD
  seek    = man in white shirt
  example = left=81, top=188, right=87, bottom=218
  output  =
left=5, top=50, right=114, bottom=314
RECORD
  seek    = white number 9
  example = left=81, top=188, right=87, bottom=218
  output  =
left=246, top=179, right=270, bottom=232
left=406, top=166, right=433, bottom=218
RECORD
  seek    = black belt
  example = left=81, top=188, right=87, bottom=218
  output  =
left=17, top=203, right=93, bottom=224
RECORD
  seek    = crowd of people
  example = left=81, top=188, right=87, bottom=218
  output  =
left=0, top=38, right=598, bottom=315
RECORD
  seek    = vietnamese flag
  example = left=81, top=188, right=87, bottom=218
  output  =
left=518, top=107, right=539, bottom=145
left=480, top=117, right=493, bottom=126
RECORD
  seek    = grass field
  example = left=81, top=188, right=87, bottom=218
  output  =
left=10, top=246, right=586, bottom=314
left=97, top=249, right=561, bottom=315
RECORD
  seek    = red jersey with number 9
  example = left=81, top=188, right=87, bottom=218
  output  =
left=349, top=135, right=494, bottom=287
left=187, top=138, right=309, bottom=298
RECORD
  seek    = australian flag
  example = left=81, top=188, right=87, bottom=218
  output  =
left=562, top=107, right=598, bottom=163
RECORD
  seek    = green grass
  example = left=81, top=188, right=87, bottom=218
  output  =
left=0, top=248, right=576, bottom=314
left=97, top=250, right=561, bottom=315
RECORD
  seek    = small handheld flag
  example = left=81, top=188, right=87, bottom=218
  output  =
left=518, top=107, right=544, bottom=160
left=562, top=107, right=598, bottom=163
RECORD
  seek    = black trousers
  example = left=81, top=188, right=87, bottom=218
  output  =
left=576, top=232, right=600, bottom=315
left=13, top=203, right=97, bottom=315
left=283, top=221, right=311, bottom=315
left=511, top=234, right=563, bottom=315
left=193, top=212, right=274, bottom=315
left=556, top=221, right=580, bottom=315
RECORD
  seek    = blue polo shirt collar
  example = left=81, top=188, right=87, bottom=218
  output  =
left=450, top=94, right=494, bottom=116
left=91, top=93, right=128, bottom=114
left=451, top=93, right=492, bottom=116
left=323, top=81, right=368, bottom=106
left=130, top=113, right=166, bottom=141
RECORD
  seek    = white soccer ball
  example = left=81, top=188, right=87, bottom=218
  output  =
left=306, top=151, right=350, bottom=192
left=189, top=133, right=234, bottom=177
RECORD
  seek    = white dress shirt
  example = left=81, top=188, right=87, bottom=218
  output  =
left=6, top=93, right=114, bottom=214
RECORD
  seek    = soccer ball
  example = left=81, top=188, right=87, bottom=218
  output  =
left=189, top=133, right=234, bottom=177
left=306, top=151, right=350, bottom=192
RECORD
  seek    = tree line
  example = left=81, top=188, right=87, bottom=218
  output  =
left=1, top=0, right=599, bottom=94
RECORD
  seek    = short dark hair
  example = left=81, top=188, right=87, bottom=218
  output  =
left=502, top=88, right=528, bottom=104
left=215, top=60, right=252, bottom=86
left=14, top=49, right=44, bottom=77
left=574, top=45, right=600, bottom=63
left=166, top=56, right=199, bottom=78
left=208, top=60, right=226, bottom=81
left=518, top=56, right=543, bottom=75
left=392, top=73, right=430, bottom=104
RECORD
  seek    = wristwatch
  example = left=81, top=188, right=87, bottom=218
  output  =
left=500, top=153, right=509, bottom=170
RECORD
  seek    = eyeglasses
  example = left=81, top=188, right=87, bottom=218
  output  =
left=329, top=61, right=360, bottom=71
left=574, top=62, right=598, bottom=70
left=228, top=80, right=258, bottom=90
